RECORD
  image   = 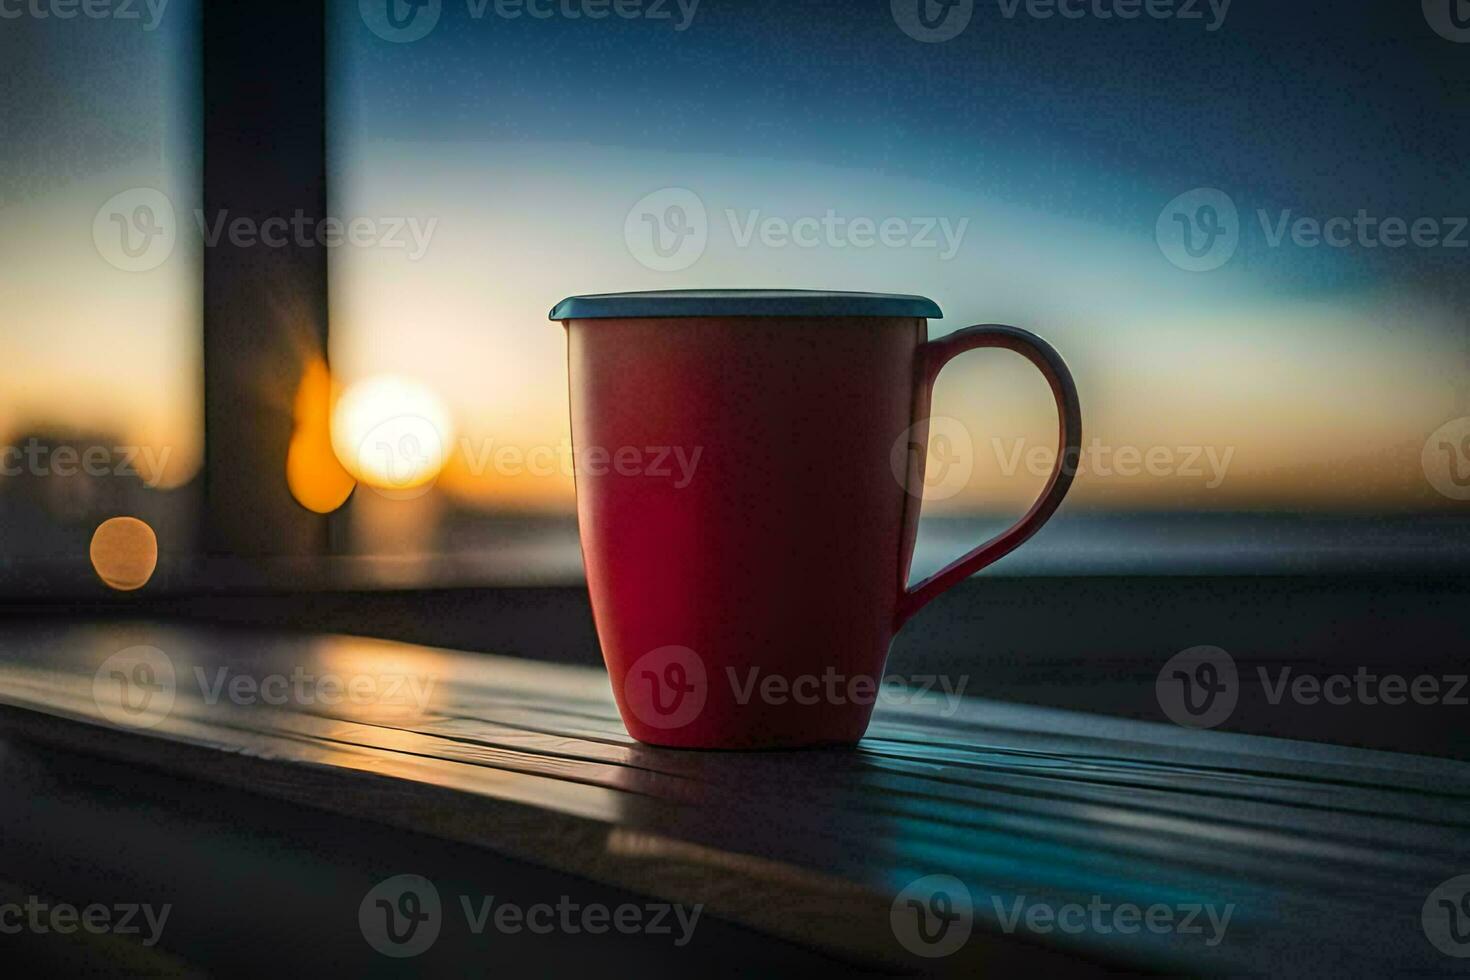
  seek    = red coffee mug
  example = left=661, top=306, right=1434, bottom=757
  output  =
left=550, top=290, right=1081, bottom=749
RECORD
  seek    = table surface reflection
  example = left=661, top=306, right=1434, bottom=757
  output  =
left=0, top=621, right=1466, bottom=974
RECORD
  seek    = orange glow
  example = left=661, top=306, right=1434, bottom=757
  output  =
left=1, top=173, right=203, bottom=490
left=89, top=516, right=158, bottom=591
left=436, top=443, right=577, bottom=513
left=287, top=357, right=357, bottom=513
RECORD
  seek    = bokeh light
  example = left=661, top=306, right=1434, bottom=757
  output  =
left=89, top=516, right=158, bottom=591
left=287, top=357, right=357, bottom=513
left=330, top=375, right=454, bottom=494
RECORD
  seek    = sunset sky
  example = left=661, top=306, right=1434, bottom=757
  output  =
left=1, top=2, right=1466, bottom=518
left=327, top=1, right=1468, bottom=512
left=0, top=7, right=201, bottom=488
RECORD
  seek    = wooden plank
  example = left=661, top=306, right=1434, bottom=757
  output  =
left=0, top=621, right=1467, bottom=974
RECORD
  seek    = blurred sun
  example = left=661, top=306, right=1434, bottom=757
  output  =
left=330, top=375, right=454, bottom=493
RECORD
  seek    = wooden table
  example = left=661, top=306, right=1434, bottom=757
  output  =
left=1, top=620, right=1467, bottom=974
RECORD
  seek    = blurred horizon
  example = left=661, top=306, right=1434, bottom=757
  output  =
left=1, top=1, right=1467, bottom=587
left=325, top=1, right=1469, bottom=517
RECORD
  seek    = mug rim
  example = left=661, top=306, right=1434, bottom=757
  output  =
left=549, top=289, right=942, bottom=322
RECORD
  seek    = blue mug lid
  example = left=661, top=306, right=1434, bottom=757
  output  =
left=549, top=289, right=942, bottom=321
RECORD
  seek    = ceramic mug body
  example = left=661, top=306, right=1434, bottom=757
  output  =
left=567, top=314, right=926, bottom=748
left=554, top=291, right=1080, bottom=749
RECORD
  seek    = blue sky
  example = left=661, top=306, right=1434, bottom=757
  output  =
left=334, top=0, right=1469, bottom=299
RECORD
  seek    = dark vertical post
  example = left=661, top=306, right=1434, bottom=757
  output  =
left=202, top=0, right=332, bottom=561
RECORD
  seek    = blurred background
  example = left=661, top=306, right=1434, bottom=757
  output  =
left=1, top=0, right=1467, bottom=597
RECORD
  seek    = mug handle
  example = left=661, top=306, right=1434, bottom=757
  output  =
left=895, top=324, right=1082, bottom=628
